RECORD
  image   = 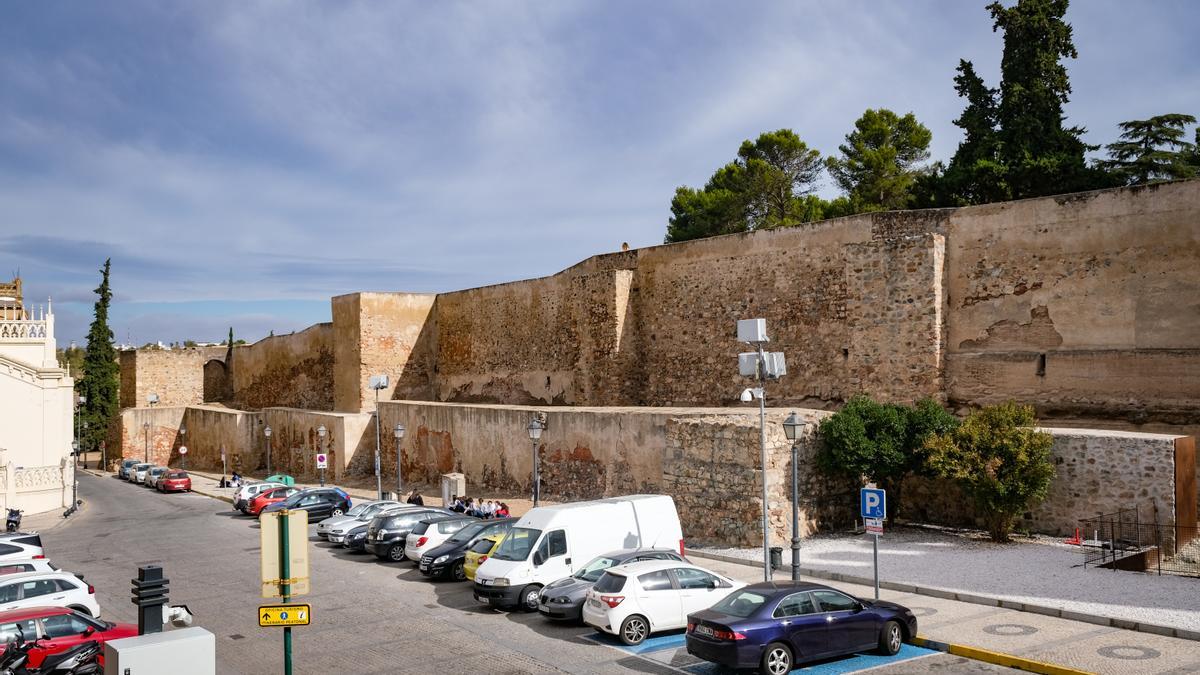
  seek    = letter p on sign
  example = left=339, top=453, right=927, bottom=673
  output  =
left=860, top=488, right=886, bottom=520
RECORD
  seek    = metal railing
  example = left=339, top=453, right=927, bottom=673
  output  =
left=1081, top=507, right=1200, bottom=577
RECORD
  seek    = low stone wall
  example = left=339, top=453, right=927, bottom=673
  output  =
left=110, top=406, right=187, bottom=467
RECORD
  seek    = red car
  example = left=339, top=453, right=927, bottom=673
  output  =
left=247, top=487, right=299, bottom=516
left=0, top=606, right=136, bottom=668
left=157, top=470, right=192, bottom=493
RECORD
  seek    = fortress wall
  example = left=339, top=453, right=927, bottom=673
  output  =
left=118, top=348, right=222, bottom=409
left=332, top=292, right=437, bottom=413
left=229, top=323, right=335, bottom=411
left=945, top=180, right=1200, bottom=423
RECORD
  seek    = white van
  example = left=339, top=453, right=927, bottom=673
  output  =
left=473, top=495, right=683, bottom=611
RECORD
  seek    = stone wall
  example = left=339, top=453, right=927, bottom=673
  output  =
left=110, top=406, right=187, bottom=467
left=118, top=348, right=222, bottom=409
left=229, top=323, right=335, bottom=411
left=332, top=292, right=436, bottom=413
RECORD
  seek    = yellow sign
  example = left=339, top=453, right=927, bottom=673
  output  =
left=259, top=603, right=311, bottom=627
left=260, top=510, right=310, bottom=598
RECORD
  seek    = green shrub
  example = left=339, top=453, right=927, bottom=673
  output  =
left=923, top=402, right=1055, bottom=542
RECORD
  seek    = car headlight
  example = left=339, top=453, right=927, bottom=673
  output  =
left=493, top=578, right=510, bottom=587
left=433, top=555, right=449, bottom=564
left=553, top=596, right=572, bottom=604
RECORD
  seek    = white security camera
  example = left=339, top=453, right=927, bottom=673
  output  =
left=740, top=388, right=754, bottom=403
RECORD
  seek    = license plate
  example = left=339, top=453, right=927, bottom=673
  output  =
left=419, top=562, right=429, bottom=570
left=588, top=598, right=601, bottom=608
left=695, top=625, right=714, bottom=637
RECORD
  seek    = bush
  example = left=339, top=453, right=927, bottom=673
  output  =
left=923, top=402, right=1055, bottom=542
left=817, top=396, right=957, bottom=518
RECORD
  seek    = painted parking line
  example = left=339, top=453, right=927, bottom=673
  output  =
left=684, top=644, right=939, bottom=675
left=583, top=630, right=688, bottom=655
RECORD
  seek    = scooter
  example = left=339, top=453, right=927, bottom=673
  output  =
left=5, top=509, right=21, bottom=533
left=0, top=631, right=101, bottom=675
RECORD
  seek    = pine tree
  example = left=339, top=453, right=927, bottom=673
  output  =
left=1100, top=114, right=1197, bottom=185
left=940, top=60, right=1009, bottom=204
left=79, top=259, right=119, bottom=455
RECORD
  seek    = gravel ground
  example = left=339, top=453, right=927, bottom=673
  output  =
left=699, top=526, right=1200, bottom=632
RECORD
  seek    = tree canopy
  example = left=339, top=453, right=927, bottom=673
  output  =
left=1100, top=114, right=1198, bottom=185
left=827, top=108, right=932, bottom=211
left=79, top=259, right=120, bottom=456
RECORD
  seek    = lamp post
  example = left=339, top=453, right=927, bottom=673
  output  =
left=264, top=425, right=272, bottom=475
left=179, top=425, right=186, bottom=470
left=737, top=318, right=787, bottom=582
left=143, top=421, right=150, bottom=463
left=527, top=417, right=544, bottom=507
left=369, top=375, right=388, bottom=500
left=393, top=423, right=405, bottom=500
left=317, top=425, right=327, bottom=488
left=70, top=440, right=79, bottom=515
left=782, top=411, right=807, bottom=582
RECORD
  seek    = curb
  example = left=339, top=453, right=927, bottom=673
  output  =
left=911, top=636, right=1094, bottom=675
left=84, top=468, right=235, bottom=505
left=685, top=549, right=1199, bottom=643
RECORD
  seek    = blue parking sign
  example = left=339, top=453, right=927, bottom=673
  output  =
left=860, top=487, right=886, bottom=520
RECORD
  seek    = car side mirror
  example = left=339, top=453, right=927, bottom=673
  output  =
left=854, top=601, right=866, bottom=613
left=533, top=551, right=545, bottom=566
left=707, top=578, right=719, bottom=589
left=82, top=627, right=95, bottom=636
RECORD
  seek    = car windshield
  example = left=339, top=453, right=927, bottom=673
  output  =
left=469, top=538, right=495, bottom=554
left=574, top=556, right=620, bottom=582
left=448, top=521, right=488, bottom=544
left=710, top=590, right=770, bottom=618
left=492, top=527, right=541, bottom=561
left=345, top=504, right=369, bottom=517
left=284, top=492, right=310, bottom=505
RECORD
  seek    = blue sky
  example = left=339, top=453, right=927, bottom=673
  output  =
left=2, top=1, right=1197, bottom=347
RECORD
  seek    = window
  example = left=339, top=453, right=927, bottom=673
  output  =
left=0, top=565, right=32, bottom=575
left=812, top=590, right=859, bottom=612
left=438, top=520, right=466, bottom=535
left=574, top=556, right=619, bottom=582
left=21, top=579, right=58, bottom=600
left=546, top=530, right=567, bottom=557
left=297, top=495, right=320, bottom=507
left=0, top=545, right=20, bottom=556
left=411, top=522, right=433, bottom=535
left=55, top=579, right=79, bottom=592
left=469, top=538, right=495, bottom=554
left=773, top=593, right=817, bottom=618
left=710, top=591, right=768, bottom=618
left=0, top=584, right=17, bottom=604
left=593, top=572, right=627, bottom=594
left=637, top=570, right=674, bottom=591
left=13, top=536, right=41, bottom=548
left=673, top=568, right=718, bottom=590
left=41, top=614, right=92, bottom=639
left=493, top=528, right=541, bottom=562
left=0, top=619, right=37, bottom=643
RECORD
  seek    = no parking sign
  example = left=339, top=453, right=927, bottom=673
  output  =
left=315, top=453, right=328, bottom=469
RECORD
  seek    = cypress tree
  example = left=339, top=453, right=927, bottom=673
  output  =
left=79, top=259, right=119, bottom=455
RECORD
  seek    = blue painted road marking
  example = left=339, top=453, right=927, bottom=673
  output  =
left=685, top=643, right=937, bottom=674
left=583, top=630, right=687, bottom=655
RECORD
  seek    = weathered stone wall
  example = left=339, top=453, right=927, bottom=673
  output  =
left=111, top=406, right=187, bottom=467
left=229, top=323, right=334, bottom=411
left=118, top=348, right=223, bottom=409
left=331, top=292, right=436, bottom=413
left=255, top=408, right=374, bottom=482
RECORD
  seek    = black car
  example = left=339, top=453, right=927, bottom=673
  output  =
left=686, top=581, right=917, bottom=675
left=537, top=548, right=687, bottom=621
left=419, top=518, right=515, bottom=580
left=261, top=487, right=352, bottom=520
left=365, top=508, right=452, bottom=562
left=342, top=523, right=371, bottom=552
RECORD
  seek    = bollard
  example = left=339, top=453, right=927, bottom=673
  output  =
left=132, top=565, right=170, bottom=635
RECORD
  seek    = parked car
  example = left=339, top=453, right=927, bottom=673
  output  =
left=342, top=525, right=371, bottom=552
left=117, top=459, right=138, bottom=479
left=317, top=501, right=402, bottom=541
left=261, top=488, right=352, bottom=520
left=420, top=518, right=516, bottom=581
left=0, top=559, right=57, bottom=578
left=233, top=482, right=285, bottom=512
left=366, top=508, right=453, bottom=562
left=157, top=470, right=191, bottom=493
left=686, top=581, right=918, bottom=674
left=0, top=571, right=101, bottom=617
left=404, top=516, right=475, bottom=564
left=464, top=535, right=503, bottom=582
left=247, top=487, right=301, bottom=516
left=538, top=548, right=688, bottom=622
left=144, top=467, right=168, bottom=489
left=129, top=463, right=151, bottom=484
left=0, top=606, right=136, bottom=669
left=474, top=495, right=683, bottom=611
left=582, top=560, right=742, bottom=646
left=0, top=534, right=45, bottom=563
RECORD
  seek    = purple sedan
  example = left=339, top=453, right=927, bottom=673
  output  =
left=685, top=581, right=917, bottom=675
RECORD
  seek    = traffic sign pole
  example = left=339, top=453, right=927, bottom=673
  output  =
left=280, top=509, right=293, bottom=675
left=872, top=534, right=879, bottom=600
left=860, top=487, right=886, bottom=600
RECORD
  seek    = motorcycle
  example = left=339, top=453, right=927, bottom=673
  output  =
left=0, top=630, right=101, bottom=675
left=5, top=509, right=21, bottom=533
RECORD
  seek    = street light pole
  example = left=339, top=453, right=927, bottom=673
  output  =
left=737, top=318, right=787, bottom=583
left=368, top=375, right=388, bottom=500
left=264, top=426, right=272, bottom=475
left=783, top=411, right=806, bottom=582
left=143, top=421, right=150, bottom=463
left=179, top=425, right=186, bottom=471
left=393, top=423, right=405, bottom=500
left=526, top=417, right=544, bottom=507
left=317, top=426, right=327, bottom=488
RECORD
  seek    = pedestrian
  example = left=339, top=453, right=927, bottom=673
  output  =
left=496, top=502, right=510, bottom=518
left=406, top=489, right=424, bottom=506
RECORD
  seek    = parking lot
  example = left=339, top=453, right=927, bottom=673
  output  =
left=40, top=473, right=1007, bottom=673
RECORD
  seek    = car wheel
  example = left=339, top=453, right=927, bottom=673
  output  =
left=331, top=508, right=344, bottom=517
left=878, top=620, right=903, bottom=656
left=520, top=584, right=542, bottom=612
left=619, top=614, right=650, bottom=646
left=452, top=561, right=466, bottom=581
left=760, top=642, right=792, bottom=675
left=387, top=545, right=406, bottom=562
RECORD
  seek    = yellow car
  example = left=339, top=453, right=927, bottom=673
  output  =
left=464, top=534, right=504, bottom=582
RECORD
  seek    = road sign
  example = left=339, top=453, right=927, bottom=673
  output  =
left=860, top=487, right=886, bottom=520
left=864, top=517, right=884, bottom=536
left=315, top=453, right=328, bottom=469
left=179, top=446, right=188, bottom=455
left=260, top=510, right=310, bottom=598
left=259, top=603, right=311, bottom=627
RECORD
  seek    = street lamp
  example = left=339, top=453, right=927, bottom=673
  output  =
left=264, top=425, right=272, bottom=475
left=737, top=318, right=787, bottom=582
left=368, top=375, right=389, bottom=500
left=142, top=421, right=150, bottom=463
left=179, top=424, right=187, bottom=471
left=527, top=416, right=544, bottom=507
left=393, top=423, right=405, bottom=500
left=317, top=425, right=327, bottom=487
left=782, top=411, right=807, bottom=582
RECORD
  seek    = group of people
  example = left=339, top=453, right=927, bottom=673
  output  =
left=449, top=496, right=510, bottom=519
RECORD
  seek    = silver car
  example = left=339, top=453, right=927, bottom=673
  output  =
left=144, top=466, right=168, bottom=489
left=319, top=501, right=404, bottom=543
left=130, top=463, right=152, bottom=484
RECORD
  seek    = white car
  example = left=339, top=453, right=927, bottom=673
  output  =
left=130, top=463, right=151, bottom=484
left=404, top=516, right=474, bottom=562
left=0, top=571, right=101, bottom=617
left=318, top=501, right=403, bottom=542
left=582, top=560, right=743, bottom=646
left=0, top=534, right=45, bottom=562
left=233, top=482, right=285, bottom=512
left=144, top=466, right=168, bottom=489
left=0, top=559, right=58, bottom=577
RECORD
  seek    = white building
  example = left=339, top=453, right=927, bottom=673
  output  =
left=0, top=278, right=75, bottom=514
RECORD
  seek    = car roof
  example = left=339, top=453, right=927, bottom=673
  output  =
left=0, top=570, right=72, bottom=583
left=601, top=548, right=680, bottom=562
left=605, top=559, right=702, bottom=576
left=0, top=606, right=73, bottom=621
left=741, top=581, right=829, bottom=593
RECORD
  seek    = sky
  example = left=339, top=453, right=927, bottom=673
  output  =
left=2, top=1, right=1198, bottom=347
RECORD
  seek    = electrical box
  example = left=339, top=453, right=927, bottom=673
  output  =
left=736, top=318, right=768, bottom=343
left=738, top=352, right=760, bottom=377
left=369, top=374, right=390, bottom=390
left=441, top=472, right=466, bottom=505
left=763, top=351, right=787, bottom=379
left=104, top=627, right=215, bottom=675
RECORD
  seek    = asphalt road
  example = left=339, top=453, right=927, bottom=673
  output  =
left=37, top=474, right=1004, bottom=674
